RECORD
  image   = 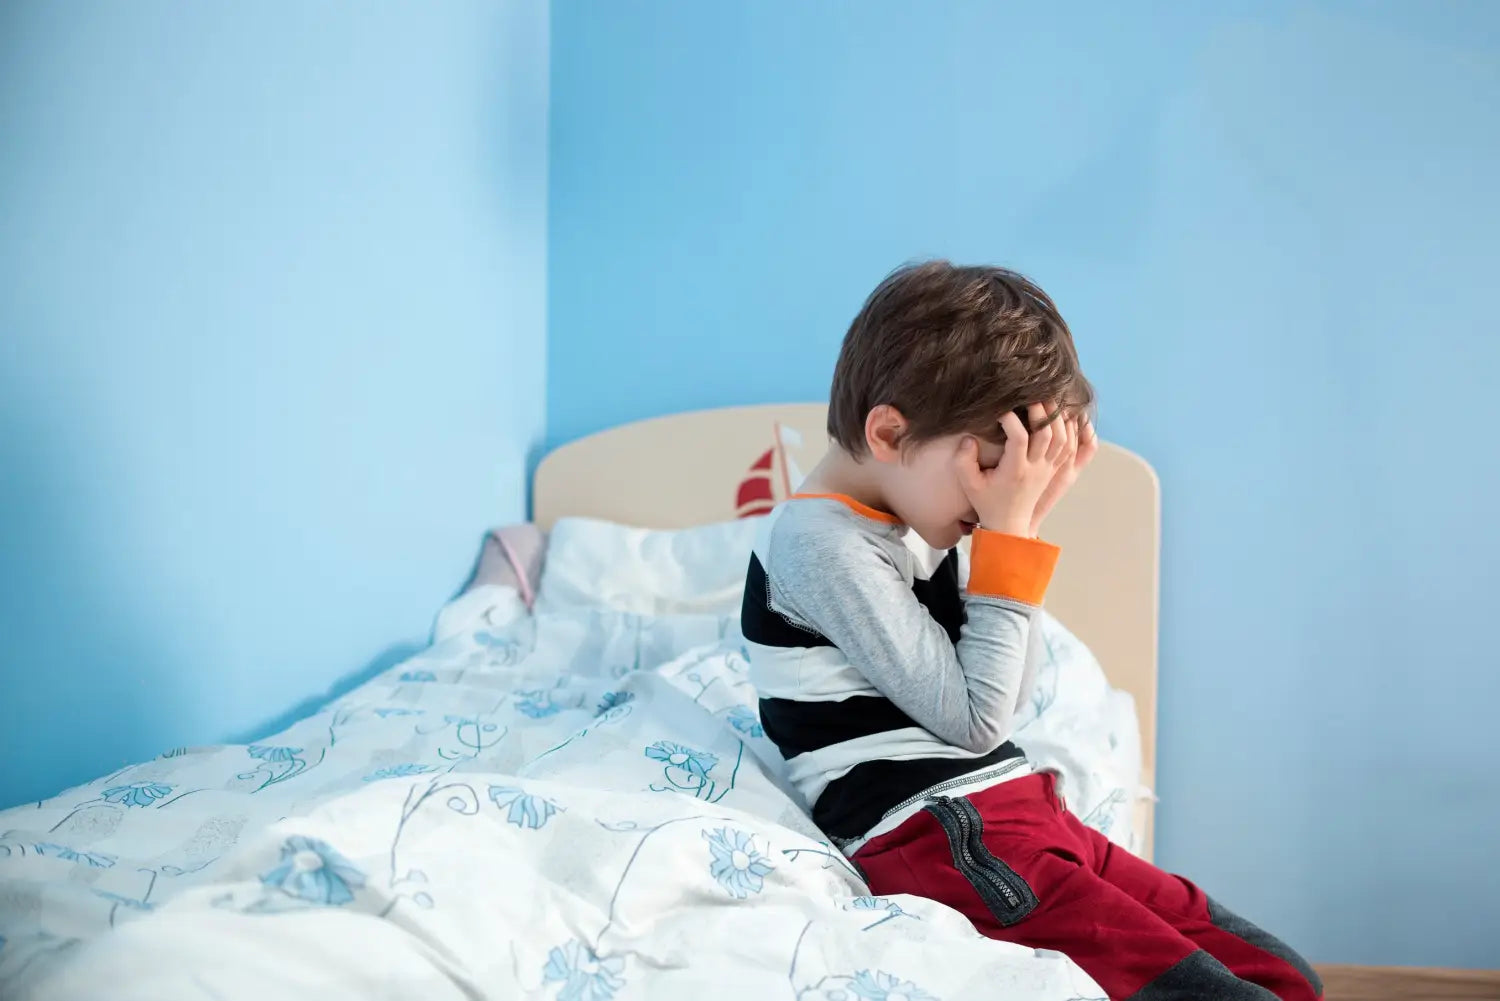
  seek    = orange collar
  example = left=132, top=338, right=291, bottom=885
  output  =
left=790, top=492, right=903, bottom=525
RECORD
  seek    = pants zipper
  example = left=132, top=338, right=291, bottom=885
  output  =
left=925, top=795, right=1038, bottom=923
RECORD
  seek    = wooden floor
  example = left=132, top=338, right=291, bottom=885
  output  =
left=1317, top=965, right=1500, bottom=1001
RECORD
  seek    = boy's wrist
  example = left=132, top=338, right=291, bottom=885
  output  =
left=978, top=515, right=1033, bottom=538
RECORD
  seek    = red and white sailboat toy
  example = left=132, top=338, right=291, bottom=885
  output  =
left=734, top=422, right=810, bottom=519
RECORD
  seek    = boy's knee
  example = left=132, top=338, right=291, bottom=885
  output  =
left=1126, top=950, right=1280, bottom=1001
left=1206, top=897, right=1323, bottom=1000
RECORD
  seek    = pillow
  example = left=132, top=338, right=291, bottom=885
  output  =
left=459, top=523, right=547, bottom=607
left=535, top=516, right=759, bottom=616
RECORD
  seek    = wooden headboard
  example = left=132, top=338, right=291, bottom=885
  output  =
left=534, top=403, right=1160, bottom=858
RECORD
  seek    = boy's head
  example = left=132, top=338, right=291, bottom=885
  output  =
left=827, top=260, right=1093, bottom=548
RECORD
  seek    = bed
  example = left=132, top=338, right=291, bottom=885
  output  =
left=0, top=403, right=1160, bottom=1001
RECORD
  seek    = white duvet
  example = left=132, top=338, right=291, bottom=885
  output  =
left=0, top=528, right=1142, bottom=1001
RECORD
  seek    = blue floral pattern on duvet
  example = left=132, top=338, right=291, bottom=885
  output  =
left=488, top=785, right=561, bottom=829
left=595, top=690, right=634, bottom=716
left=364, top=764, right=437, bottom=782
left=101, top=782, right=173, bottom=808
left=238, top=743, right=318, bottom=791
left=796, top=970, right=940, bottom=1001
left=846, top=895, right=910, bottom=929
left=246, top=745, right=300, bottom=762
left=643, top=739, right=742, bottom=802
left=515, top=689, right=566, bottom=718
left=703, top=827, right=773, bottom=899
left=644, top=741, right=716, bottom=778
left=259, top=836, right=365, bottom=906
left=725, top=704, right=764, bottom=738
left=847, top=970, right=939, bottom=1001
left=542, top=939, right=626, bottom=1001
left=373, top=707, right=423, bottom=718
left=32, top=842, right=117, bottom=868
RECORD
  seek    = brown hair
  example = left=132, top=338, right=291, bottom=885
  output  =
left=827, top=260, right=1094, bottom=455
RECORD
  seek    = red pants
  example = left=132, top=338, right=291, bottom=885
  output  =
left=852, top=773, right=1322, bottom=1001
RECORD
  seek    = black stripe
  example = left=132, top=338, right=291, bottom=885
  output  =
left=739, top=554, right=834, bottom=648
left=812, top=742, right=1024, bottom=841
left=910, top=548, right=964, bottom=643
left=758, top=695, right=918, bottom=758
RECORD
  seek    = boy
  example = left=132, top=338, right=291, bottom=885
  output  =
left=741, top=262, right=1321, bottom=1001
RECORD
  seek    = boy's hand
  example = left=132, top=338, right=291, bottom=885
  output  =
left=956, top=403, right=1073, bottom=538
left=1030, top=409, right=1097, bottom=536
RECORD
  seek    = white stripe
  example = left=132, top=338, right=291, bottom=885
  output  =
left=745, top=643, right=879, bottom=702
left=744, top=643, right=803, bottom=699
left=784, top=728, right=997, bottom=805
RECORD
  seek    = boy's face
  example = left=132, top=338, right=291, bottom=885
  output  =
left=884, top=434, right=1007, bottom=550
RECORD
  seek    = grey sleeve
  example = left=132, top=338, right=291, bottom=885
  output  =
left=1016, top=614, right=1045, bottom=719
left=766, top=528, right=1040, bottom=754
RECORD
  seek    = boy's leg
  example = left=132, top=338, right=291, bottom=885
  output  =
left=855, top=808, right=1279, bottom=1000
left=1069, top=814, right=1322, bottom=1001
left=984, top=852, right=1285, bottom=1000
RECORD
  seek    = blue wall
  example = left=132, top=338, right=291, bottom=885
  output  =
left=551, top=1, right=1500, bottom=967
left=0, top=3, right=548, bottom=808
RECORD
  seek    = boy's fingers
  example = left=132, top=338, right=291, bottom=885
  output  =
left=998, top=412, right=1028, bottom=452
left=955, top=437, right=986, bottom=490
left=1025, top=403, right=1051, bottom=461
left=1045, top=412, right=1070, bottom=463
left=1057, top=416, right=1077, bottom=464
left=1079, top=413, right=1096, bottom=444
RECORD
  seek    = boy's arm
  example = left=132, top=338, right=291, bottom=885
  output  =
left=965, top=541, right=1047, bottom=718
left=767, top=527, right=1058, bottom=754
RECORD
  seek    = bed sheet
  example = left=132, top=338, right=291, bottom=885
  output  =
left=0, top=585, right=1140, bottom=1001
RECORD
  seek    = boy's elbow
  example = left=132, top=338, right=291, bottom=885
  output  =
left=956, top=714, right=1013, bottom=755
left=954, top=734, right=997, bottom=755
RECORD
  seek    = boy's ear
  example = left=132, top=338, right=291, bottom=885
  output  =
left=864, top=404, right=908, bottom=463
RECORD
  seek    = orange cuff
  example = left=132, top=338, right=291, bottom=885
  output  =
left=967, top=529, right=1060, bottom=605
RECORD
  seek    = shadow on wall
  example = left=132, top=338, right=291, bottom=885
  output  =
left=228, top=642, right=424, bottom=747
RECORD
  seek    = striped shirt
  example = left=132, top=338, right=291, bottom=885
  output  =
left=740, top=493, right=1060, bottom=846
